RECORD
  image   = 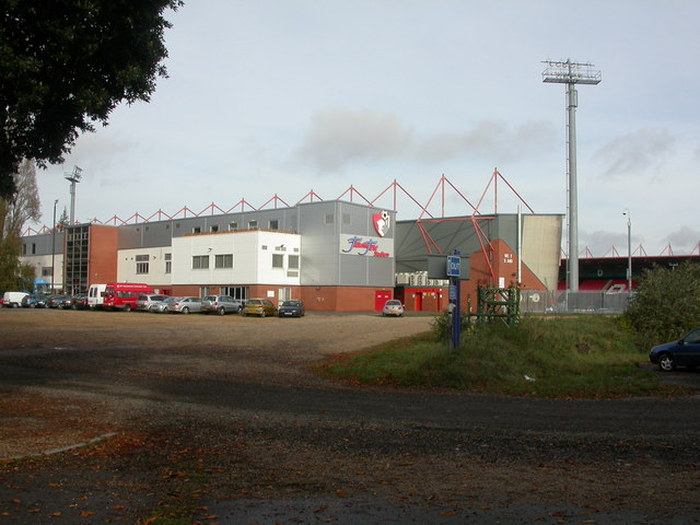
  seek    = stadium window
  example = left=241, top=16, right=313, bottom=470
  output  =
left=272, top=254, right=284, bottom=269
left=215, top=254, right=233, bottom=269
left=192, top=255, right=209, bottom=269
left=135, top=254, right=149, bottom=274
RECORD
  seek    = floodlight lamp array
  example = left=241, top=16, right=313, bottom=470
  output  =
left=541, top=59, right=601, bottom=85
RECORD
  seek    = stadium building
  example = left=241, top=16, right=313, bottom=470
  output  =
left=20, top=176, right=566, bottom=312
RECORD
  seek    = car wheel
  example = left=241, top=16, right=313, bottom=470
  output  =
left=217, top=307, right=225, bottom=316
left=123, top=304, right=131, bottom=312
left=261, top=310, right=266, bottom=318
left=182, top=307, right=189, bottom=314
left=659, top=353, right=675, bottom=372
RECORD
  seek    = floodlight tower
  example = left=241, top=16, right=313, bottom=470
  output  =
left=64, top=165, right=83, bottom=224
left=542, top=59, right=601, bottom=293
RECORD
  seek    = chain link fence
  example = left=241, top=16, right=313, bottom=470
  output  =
left=520, top=290, right=632, bottom=314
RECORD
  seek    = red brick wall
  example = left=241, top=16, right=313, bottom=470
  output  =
left=88, top=225, right=118, bottom=284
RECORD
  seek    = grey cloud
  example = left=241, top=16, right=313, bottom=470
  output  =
left=665, top=226, right=699, bottom=252
left=579, top=229, right=629, bottom=258
left=293, top=110, right=557, bottom=172
left=293, top=108, right=413, bottom=172
left=416, top=120, right=556, bottom=162
left=594, top=128, right=676, bottom=179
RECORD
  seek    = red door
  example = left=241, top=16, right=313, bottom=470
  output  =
left=415, top=292, right=423, bottom=312
left=374, top=291, right=391, bottom=311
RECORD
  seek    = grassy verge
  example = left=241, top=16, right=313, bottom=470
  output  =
left=315, top=315, right=681, bottom=398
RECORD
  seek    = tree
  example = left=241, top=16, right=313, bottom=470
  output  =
left=1, top=159, right=41, bottom=238
left=624, top=262, right=700, bottom=345
left=58, top=207, right=69, bottom=228
left=0, top=0, right=183, bottom=199
left=0, top=159, right=42, bottom=291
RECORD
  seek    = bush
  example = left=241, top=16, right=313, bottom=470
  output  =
left=624, top=262, right=700, bottom=345
left=430, top=310, right=470, bottom=341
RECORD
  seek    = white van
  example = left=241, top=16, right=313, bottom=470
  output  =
left=3, top=291, right=29, bottom=308
left=87, top=284, right=107, bottom=309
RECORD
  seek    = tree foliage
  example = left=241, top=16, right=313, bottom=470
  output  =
left=0, top=0, right=182, bottom=199
left=624, top=262, right=700, bottom=344
left=0, top=159, right=41, bottom=291
left=0, top=158, right=41, bottom=239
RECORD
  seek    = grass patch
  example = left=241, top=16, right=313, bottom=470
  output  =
left=315, top=315, right=676, bottom=398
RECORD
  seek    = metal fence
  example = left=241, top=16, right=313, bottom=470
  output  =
left=520, top=290, right=632, bottom=315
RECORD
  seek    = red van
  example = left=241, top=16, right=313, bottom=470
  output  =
left=103, top=283, right=154, bottom=311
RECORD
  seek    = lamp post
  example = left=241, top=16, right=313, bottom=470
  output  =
left=627, top=212, right=632, bottom=292
left=51, top=199, right=58, bottom=292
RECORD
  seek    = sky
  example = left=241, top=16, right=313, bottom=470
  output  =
left=34, top=0, right=700, bottom=256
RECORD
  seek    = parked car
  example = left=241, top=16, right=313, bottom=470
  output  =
left=22, top=293, right=47, bottom=308
left=152, top=296, right=180, bottom=313
left=70, top=294, right=89, bottom=310
left=242, top=298, right=277, bottom=317
left=649, top=327, right=700, bottom=371
left=201, top=295, right=242, bottom=315
left=382, top=299, right=405, bottom=317
left=47, top=294, right=73, bottom=309
left=135, top=294, right=168, bottom=312
left=278, top=299, right=305, bottom=318
left=167, top=296, right=203, bottom=314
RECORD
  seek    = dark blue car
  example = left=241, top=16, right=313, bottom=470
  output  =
left=278, top=300, right=305, bottom=318
left=649, top=327, right=700, bottom=371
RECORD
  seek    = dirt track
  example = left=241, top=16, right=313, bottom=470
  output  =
left=0, top=309, right=698, bottom=524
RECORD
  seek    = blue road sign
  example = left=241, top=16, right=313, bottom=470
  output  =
left=446, top=255, right=461, bottom=277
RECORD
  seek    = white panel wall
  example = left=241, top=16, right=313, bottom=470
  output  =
left=118, top=246, right=172, bottom=286
left=20, top=254, right=64, bottom=291
left=169, top=230, right=300, bottom=286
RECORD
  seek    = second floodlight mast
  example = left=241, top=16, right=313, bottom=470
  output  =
left=64, top=165, right=83, bottom=224
left=542, top=59, right=601, bottom=295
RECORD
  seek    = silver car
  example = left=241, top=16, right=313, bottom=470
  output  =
left=135, top=294, right=168, bottom=312
left=153, top=296, right=180, bottom=313
left=382, top=299, right=405, bottom=317
left=201, top=295, right=242, bottom=315
left=167, top=296, right=203, bottom=314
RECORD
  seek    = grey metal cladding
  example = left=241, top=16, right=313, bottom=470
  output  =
left=116, top=208, right=300, bottom=250
left=21, top=232, right=64, bottom=256
left=395, top=215, right=517, bottom=272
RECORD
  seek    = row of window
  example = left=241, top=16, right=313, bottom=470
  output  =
left=192, top=219, right=277, bottom=234
left=134, top=253, right=300, bottom=274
